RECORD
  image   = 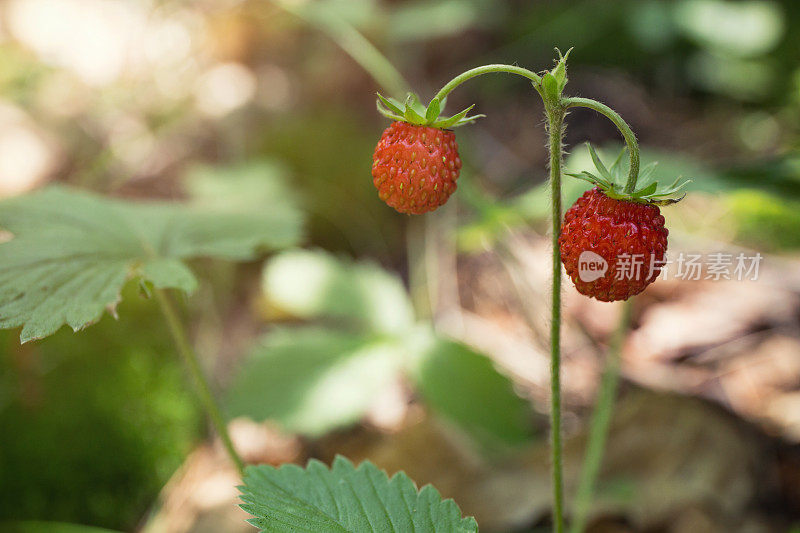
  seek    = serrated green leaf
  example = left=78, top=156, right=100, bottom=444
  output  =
left=226, top=327, right=404, bottom=436
left=240, top=456, right=478, bottom=533
left=425, top=97, right=441, bottom=123
left=262, top=249, right=414, bottom=334
left=0, top=186, right=302, bottom=343
left=413, top=336, right=533, bottom=447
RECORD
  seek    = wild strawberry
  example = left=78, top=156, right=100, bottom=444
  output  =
left=372, top=122, right=461, bottom=215
left=372, top=93, right=483, bottom=215
left=559, top=188, right=668, bottom=302
left=560, top=144, right=689, bottom=302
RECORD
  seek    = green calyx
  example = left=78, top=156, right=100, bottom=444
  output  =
left=536, top=47, right=572, bottom=103
left=376, top=92, right=484, bottom=129
left=567, top=144, right=691, bottom=206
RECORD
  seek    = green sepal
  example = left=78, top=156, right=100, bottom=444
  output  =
left=552, top=47, right=573, bottom=92
left=377, top=94, right=403, bottom=115
left=631, top=181, right=658, bottom=198
left=565, top=142, right=690, bottom=206
left=537, top=47, right=573, bottom=102
left=375, top=91, right=483, bottom=130
left=404, top=106, right=426, bottom=125
left=426, top=97, right=441, bottom=123
left=587, top=143, right=612, bottom=181
left=542, top=72, right=560, bottom=102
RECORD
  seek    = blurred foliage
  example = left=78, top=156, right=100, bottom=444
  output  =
left=262, top=248, right=414, bottom=334
left=228, top=249, right=534, bottom=448
left=185, top=158, right=301, bottom=218
left=413, top=338, right=533, bottom=447
left=227, top=327, right=404, bottom=436
left=1, top=0, right=800, bottom=528
left=0, top=289, right=200, bottom=530
left=2, top=522, right=121, bottom=533
left=255, top=109, right=401, bottom=260
left=726, top=189, right=800, bottom=251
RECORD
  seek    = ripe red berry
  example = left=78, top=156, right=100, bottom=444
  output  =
left=372, top=121, right=462, bottom=215
left=559, top=187, right=668, bottom=302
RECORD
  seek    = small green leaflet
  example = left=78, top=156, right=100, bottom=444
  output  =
left=240, top=456, right=479, bottom=533
left=226, top=327, right=404, bottom=436
left=0, top=186, right=302, bottom=343
left=414, top=337, right=534, bottom=448
left=262, top=249, right=415, bottom=335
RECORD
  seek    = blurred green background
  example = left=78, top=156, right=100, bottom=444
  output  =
left=1, top=0, right=799, bottom=531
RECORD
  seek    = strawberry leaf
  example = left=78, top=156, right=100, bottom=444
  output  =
left=0, top=185, right=302, bottom=343
left=240, top=456, right=478, bottom=533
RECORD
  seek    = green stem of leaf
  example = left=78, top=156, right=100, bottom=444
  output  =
left=546, top=104, right=566, bottom=533
left=433, top=64, right=542, bottom=103
left=563, top=97, right=640, bottom=194
left=154, top=288, right=245, bottom=475
left=570, top=298, right=634, bottom=533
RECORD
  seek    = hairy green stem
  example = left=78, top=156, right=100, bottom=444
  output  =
left=563, top=97, right=640, bottom=193
left=546, top=105, right=566, bottom=533
left=433, top=64, right=542, bottom=103
left=570, top=299, right=634, bottom=533
left=154, top=288, right=245, bottom=475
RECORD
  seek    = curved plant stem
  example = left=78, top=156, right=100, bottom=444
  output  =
left=546, top=105, right=566, bottom=533
left=563, top=97, right=640, bottom=193
left=433, top=64, right=542, bottom=102
left=154, top=288, right=245, bottom=476
left=570, top=299, right=634, bottom=533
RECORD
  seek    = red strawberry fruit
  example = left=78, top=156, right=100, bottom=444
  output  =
left=372, top=93, right=482, bottom=215
left=372, top=122, right=461, bottom=214
left=559, top=144, right=689, bottom=302
left=559, top=187, right=668, bottom=302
